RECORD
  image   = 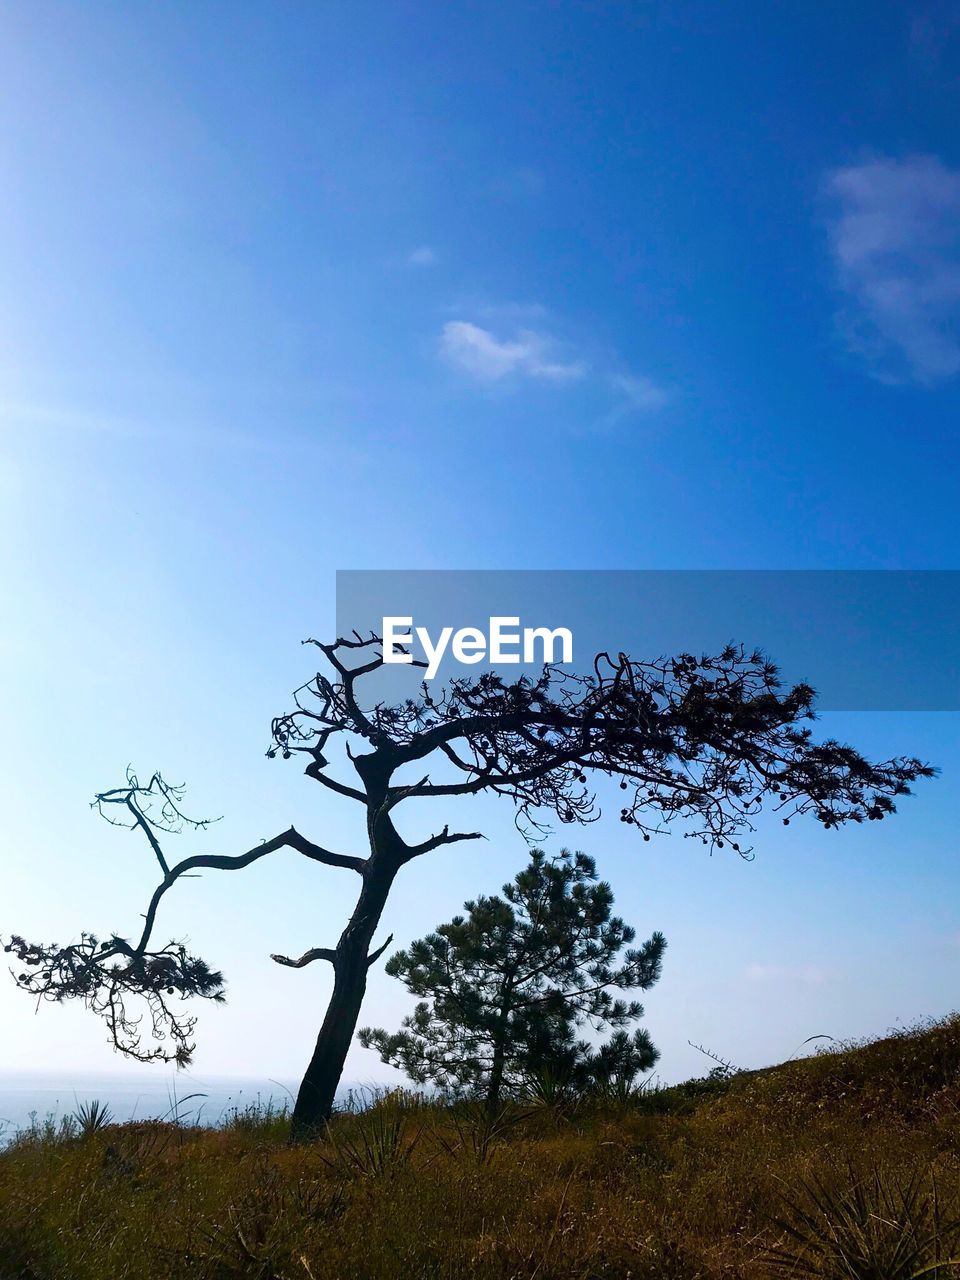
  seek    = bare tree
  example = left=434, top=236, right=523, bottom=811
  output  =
left=8, top=635, right=934, bottom=1140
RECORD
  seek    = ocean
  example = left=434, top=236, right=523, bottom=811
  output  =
left=0, top=1069, right=359, bottom=1141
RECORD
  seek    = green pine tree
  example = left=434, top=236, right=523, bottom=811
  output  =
left=359, top=849, right=666, bottom=1108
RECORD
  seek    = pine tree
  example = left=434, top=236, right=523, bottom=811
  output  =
left=359, top=848, right=666, bottom=1107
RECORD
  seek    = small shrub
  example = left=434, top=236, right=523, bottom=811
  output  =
left=321, top=1106, right=422, bottom=1179
left=766, top=1168, right=960, bottom=1279
left=11, top=1108, right=77, bottom=1148
left=73, top=1098, right=113, bottom=1138
left=433, top=1099, right=533, bottom=1166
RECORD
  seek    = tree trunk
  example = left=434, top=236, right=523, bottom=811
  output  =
left=486, top=1001, right=511, bottom=1114
left=487, top=1039, right=506, bottom=1114
left=290, top=845, right=400, bottom=1141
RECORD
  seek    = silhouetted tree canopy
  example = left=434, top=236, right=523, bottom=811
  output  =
left=360, top=847, right=665, bottom=1106
left=7, top=634, right=934, bottom=1137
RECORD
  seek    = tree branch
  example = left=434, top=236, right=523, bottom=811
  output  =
left=367, top=934, right=394, bottom=968
left=132, top=828, right=364, bottom=958
left=162, top=826, right=363, bottom=885
left=124, top=796, right=170, bottom=873
left=304, top=757, right=366, bottom=803
left=406, top=826, right=486, bottom=860
left=270, top=946, right=337, bottom=969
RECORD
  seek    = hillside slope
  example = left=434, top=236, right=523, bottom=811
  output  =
left=2, top=1015, right=959, bottom=1280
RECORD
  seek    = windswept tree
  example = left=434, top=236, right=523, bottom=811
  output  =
left=359, top=847, right=665, bottom=1108
left=8, top=635, right=933, bottom=1140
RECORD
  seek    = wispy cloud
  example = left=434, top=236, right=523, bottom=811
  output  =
left=440, top=321, right=587, bottom=383
left=407, top=245, right=438, bottom=267
left=825, top=155, right=960, bottom=385
left=439, top=315, right=669, bottom=429
left=591, top=372, right=670, bottom=431
left=610, top=373, right=670, bottom=412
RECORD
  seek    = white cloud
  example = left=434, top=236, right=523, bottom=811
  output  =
left=438, top=316, right=668, bottom=428
left=407, top=245, right=438, bottom=267
left=440, top=321, right=587, bottom=383
left=610, top=373, right=670, bottom=410
left=825, top=155, right=960, bottom=384
left=583, top=373, right=669, bottom=433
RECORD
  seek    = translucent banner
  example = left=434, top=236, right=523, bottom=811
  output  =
left=335, top=570, right=960, bottom=711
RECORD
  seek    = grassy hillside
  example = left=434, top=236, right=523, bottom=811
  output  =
left=2, top=1015, right=960, bottom=1279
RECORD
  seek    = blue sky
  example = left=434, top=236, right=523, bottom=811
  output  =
left=1, top=3, right=959, bottom=1091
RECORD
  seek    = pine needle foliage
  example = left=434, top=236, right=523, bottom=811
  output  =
left=360, top=848, right=665, bottom=1107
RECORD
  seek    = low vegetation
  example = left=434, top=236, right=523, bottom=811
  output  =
left=2, top=1015, right=960, bottom=1279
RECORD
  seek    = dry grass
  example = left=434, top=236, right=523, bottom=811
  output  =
left=2, top=1016, right=960, bottom=1279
